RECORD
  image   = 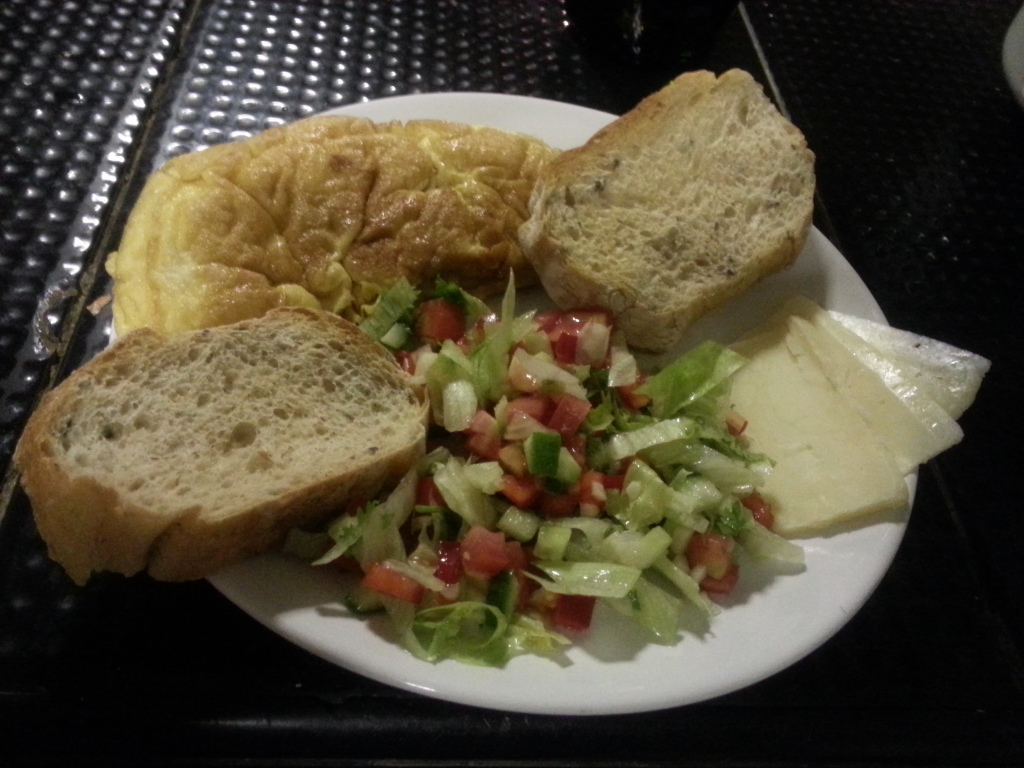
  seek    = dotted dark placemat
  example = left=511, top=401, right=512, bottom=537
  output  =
left=0, top=0, right=191, bottom=474
left=2, top=1, right=1023, bottom=765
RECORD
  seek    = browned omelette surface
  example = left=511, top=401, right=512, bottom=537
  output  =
left=107, top=115, right=556, bottom=336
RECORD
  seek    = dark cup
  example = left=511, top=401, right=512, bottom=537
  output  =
left=565, top=0, right=740, bottom=71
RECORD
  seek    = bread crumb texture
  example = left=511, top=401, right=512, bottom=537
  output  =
left=522, top=69, right=815, bottom=352
left=60, top=314, right=421, bottom=514
left=15, top=309, right=428, bottom=582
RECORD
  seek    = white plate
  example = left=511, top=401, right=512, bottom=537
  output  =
left=1004, top=3, right=1024, bottom=110
left=209, top=93, right=912, bottom=715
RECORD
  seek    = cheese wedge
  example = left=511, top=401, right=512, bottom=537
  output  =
left=783, top=297, right=986, bottom=422
left=788, top=315, right=962, bottom=475
left=730, top=322, right=909, bottom=537
left=825, top=309, right=990, bottom=419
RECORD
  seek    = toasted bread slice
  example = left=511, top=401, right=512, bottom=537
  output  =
left=14, top=308, right=428, bottom=584
left=520, top=69, right=815, bottom=352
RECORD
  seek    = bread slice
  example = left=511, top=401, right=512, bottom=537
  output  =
left=519, top=69, right=815, bottom=352
left=14, top=308, right=428, bottom=584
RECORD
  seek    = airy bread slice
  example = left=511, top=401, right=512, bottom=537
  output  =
left=14, top=308, right=428, bottom=584
left=519, top=69, right=815, bottom=352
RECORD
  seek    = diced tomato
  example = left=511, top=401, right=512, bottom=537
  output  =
left=504, top=396, right=556, bottom=442
left=433, top=541, right=463, bottom=586
left=466, top=433, right=500, bottom=461
left=546, top=393, right=592, bottom=439
left=574, top=320, right=611, bottom=367
left=539, top=488, right=579, bottom=518
left=537, top=308, right=611, bottom=334
left=685, top=531, right=735, bottom=581
left=551, top=594, right=597, bottom=632
left=559, top=432, right=588, bottom=469
left=601, top=473, right=625, bottom=493
left=416, top=298, right=466, bottom=345
left=415, top=476, right=445, bottom=509
left=616, top=376, right=651, bottom=410
left=552, top=331, right=578, bottom=366
left=533, top=310, right=563, bottom=335
left=741, top=492, right=775, bottom=530
left=465, top=409, right=501, bottom=460
left=555, top=309, right=613, bottom=334
left=497, top=443, right=528, bottom=476
left=467, top=408, right=498, bottom=434
left=361, top=562, right=425, bottom=605
left=506, top=394, right=553, bottom=423
left=565, top=308, right=614, bottom=327
left=700, top=564, right=739, bottom=596
left=540, top=309, right=613, bottom=366
left=578, top=470, right=608, bottom=509
left=504, top=539, right=529, bottom=572
left=394, top=350, right=416, bottom=374
left=458, top=317, right=490, bottom=350
left=461, top=526, right=514, bottom=578
left=577, top=470, right=607, bottom=517
left=504, top=410, right=554, bottom=442
left=725, top=409, right=748, bottom=437
left=500, top=474, right=541, bottom=508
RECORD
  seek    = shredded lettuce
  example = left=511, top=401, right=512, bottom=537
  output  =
left=403, top=601, right=568, bottom=666
left=530, top=560, right=642, bottom=598
left=604, top=417, right=698, bottom=462
left=639, top=341, right=747, bottom=419
left=606, top=573, right=681, bottom=644
left=433, top=458, right=500, bottom=528
left=359, top=278, right=419, bottom=343
left=288, top=275, right=804, bottom=668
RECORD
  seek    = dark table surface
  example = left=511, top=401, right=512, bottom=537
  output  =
left=2, top=1, right=1023, bottom=765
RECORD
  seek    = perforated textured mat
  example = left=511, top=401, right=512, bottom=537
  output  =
left=1, top=1, right=1022, bottom=764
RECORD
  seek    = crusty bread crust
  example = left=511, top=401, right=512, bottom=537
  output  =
left=520, top=69, right=815, bottom=352
left=14, top=308, right=428, bottom=584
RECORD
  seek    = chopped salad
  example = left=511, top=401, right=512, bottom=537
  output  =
left=285, top=278, right=803, bottom=667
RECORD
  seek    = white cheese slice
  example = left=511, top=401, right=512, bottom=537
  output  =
left=788, top=315, right=962, bottom=474
left=784, top=299, right=968, bottom=450
left=825, top=309, right=990, bottom=419
left=730, top=322, right=909, bottom=538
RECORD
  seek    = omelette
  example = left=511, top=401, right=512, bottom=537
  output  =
left=107, top=115, right=556, bottom=336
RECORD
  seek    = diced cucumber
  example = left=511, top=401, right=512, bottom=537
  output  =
left=598, top=527, right=672, bottom=569
left=436, top=508, right=464, bottom=542
left=379, top=322, right=410, bottom=350
left=485, top=570, right=520, bottom=619
left=345, top=585, right=386, bottom=615
left=498, top=506, right=541, bottom=542
left=535, top=523, right=572, bottom=561
left=524, top=431, right=562, bottom=477
left=550, top=516, right=613, bottom=546
left=555, top=447, right=582, bottom=486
